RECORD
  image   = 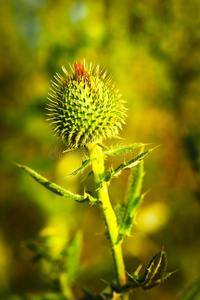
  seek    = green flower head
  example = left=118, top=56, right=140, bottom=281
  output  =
left=47, top=61, right=127, bottom=149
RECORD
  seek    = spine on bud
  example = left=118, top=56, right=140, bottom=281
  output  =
left=46, top=61, right=127, bottom=149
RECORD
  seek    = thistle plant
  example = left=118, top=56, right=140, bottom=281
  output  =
left=17, top=61, right=172, bottom=299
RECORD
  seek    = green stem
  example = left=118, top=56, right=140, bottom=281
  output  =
left=59, top=273, right=75, bottom=300
left=87, top=142, right=127, bottom=291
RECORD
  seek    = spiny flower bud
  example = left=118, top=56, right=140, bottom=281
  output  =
left=47, top=61, right=127, bottom=149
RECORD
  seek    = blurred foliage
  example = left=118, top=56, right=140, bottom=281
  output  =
left=1, top=0, right=200, bottom=299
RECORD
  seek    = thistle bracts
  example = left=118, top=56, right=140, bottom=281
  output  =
left=46, top=61, right=127, bottom=149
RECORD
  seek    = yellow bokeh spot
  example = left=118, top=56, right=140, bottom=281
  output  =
left=39, top=217, right=69, bottom=258
left=55, top=150, right=85, bottom=193
left=136, top=202, right=170, bottom=234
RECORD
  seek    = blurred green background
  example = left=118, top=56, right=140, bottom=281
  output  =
left=1, top=0, right=200, bottom=299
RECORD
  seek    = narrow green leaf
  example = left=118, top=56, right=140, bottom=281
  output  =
left=61, top=231, right=82, bottom=284
left=15, top=163, right=98, bottom=203
left=115, top=146, right=158, bottom=243
left=116, top=160, right=145, bottom=243
left=178, top=278, right=200, bottom=300
left=104, top=143, right=147, bottom=157
left=116, top=194, right=144, bottom=244
left=124, top=159, right=144, bottom=221
left=115, top=204, right=126, bottom=229
left=68, top=157, right=91, bottom=177
left=105, top=149, right=151, bottom=183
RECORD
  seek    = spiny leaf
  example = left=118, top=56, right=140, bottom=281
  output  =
left=15, top=163, right=98, bottom=203
left=84, top=191, right=98, bottom=205
left=125, top=158, right=144, bottom=206
left=125, top=265, right=143, bottom=289
left=116, top=160, right=145, bottom=243
left=103, top=143, right=147, bottom=157
left=127, top=248, right=172, bottom=290
left=68, top=157, right=91, bottom=177
left=141, top=247, right=168, bottom=289
left=105, top=149, right=151, bottom=183
left=114, top=146, right=158, bottom=243
left=140, top=248, right=171, bottom=289
left=116, top=194, right=144, bottom=244
left=178, top=277, right=200, bottom=300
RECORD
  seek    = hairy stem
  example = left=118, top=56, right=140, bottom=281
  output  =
left=88, top=142, right=127, bottom=291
